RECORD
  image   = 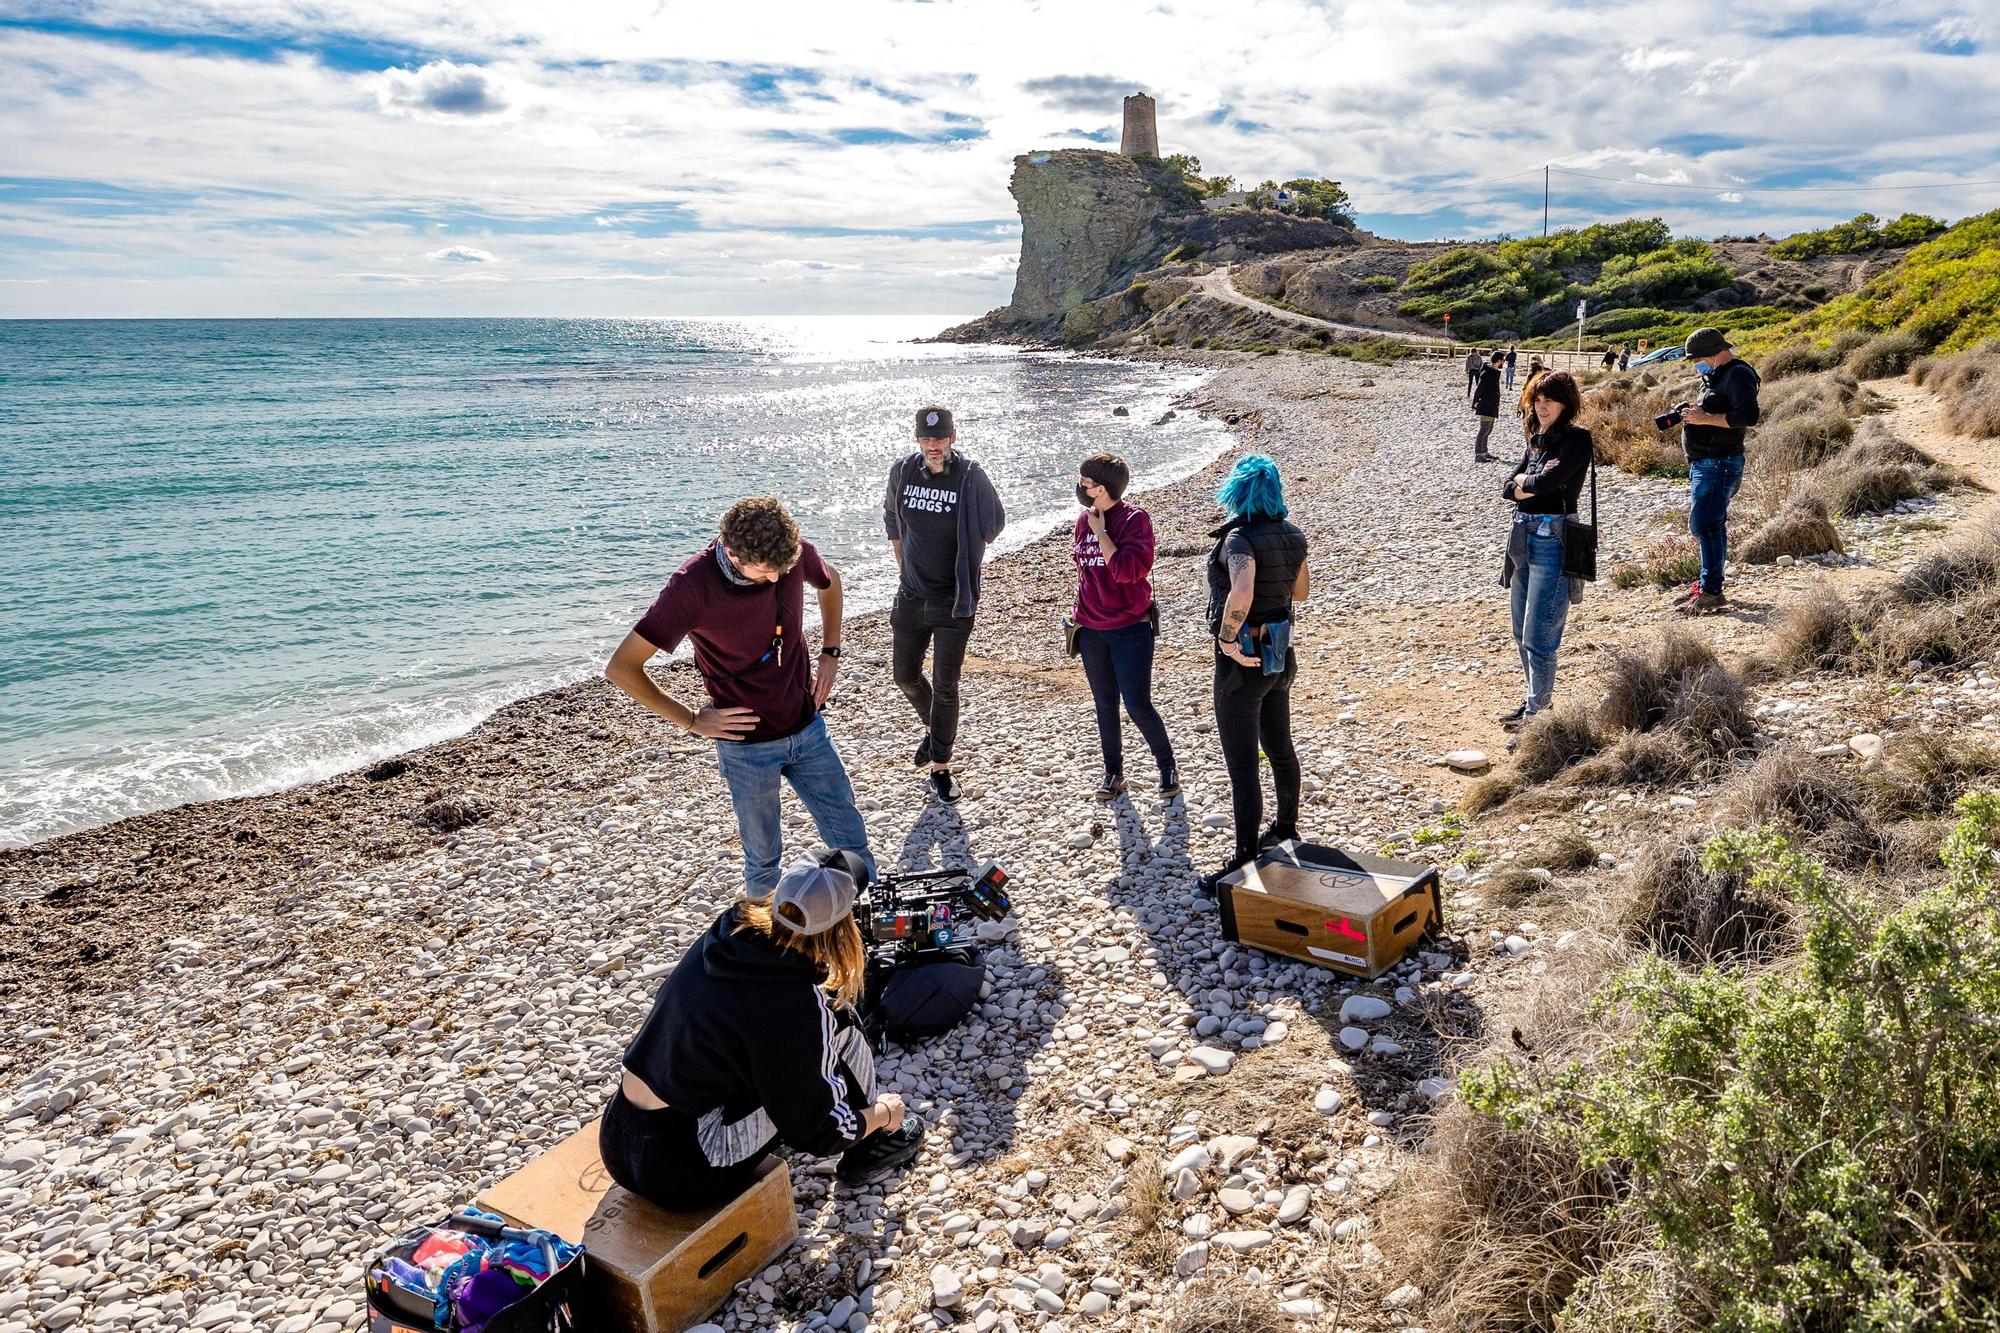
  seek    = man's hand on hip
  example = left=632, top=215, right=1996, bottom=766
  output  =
left=690, top=706, right=760, bottom=740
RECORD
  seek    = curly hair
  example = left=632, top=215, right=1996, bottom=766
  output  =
left=1215, top=453, right=1287, bottom=520
left=718, top=496, right=802, bottom=571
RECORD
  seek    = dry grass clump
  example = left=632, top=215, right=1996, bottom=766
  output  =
left=1162, top=1282, right=1288, bottom=1333
left=1543, top=829, right=1600, bottom=873
left=1463, top=771, right=1522, bottom=813
left=1511, top=704, right=1604, bottom=784
left=1584, top=377, right=1695, bottom=478
left=1888, top=517, right=2000, bottom=603
left=1811, top=421, right=1960, bottom=517
left=1618, top=833, right=1792, bottom=963
left=1121, top=1155, right=1180, bottom=1269
left=1911, top=340, right=2000, bottom=439
left=1725, top=744, right=1870, bottom=834
left=1378, top=1098, right=1633, bottom=1332
left=1842, top=328, right=1926, bottom=380
left=1866, top=731, right=2000, bottom=820
left=1771, top=580, right=1860, bottom=669
left=1761, top=369, right=1865, bottom=425
left=1736, top=494, right=1844, bottom=564
left=1761, top=339, right=1828, bottom=382
left=1598, top=629, right=1753, bottom=751
left=1755, top=404, right=1856, bottom=471
left=1566, top=729, right=1701, bottom=790
left=1775, top=523, right=2000, bottom=674
left=1609, top=535, right=1702, bottom=590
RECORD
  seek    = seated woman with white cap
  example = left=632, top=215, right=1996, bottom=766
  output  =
left=602, top=850, right=922, bottom=1210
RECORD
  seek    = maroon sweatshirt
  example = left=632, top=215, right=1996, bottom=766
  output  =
left=1070, top=502, right=1158, bottom=631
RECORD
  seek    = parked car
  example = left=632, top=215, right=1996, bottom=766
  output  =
left=1628, top=345, right=1686, bottom=369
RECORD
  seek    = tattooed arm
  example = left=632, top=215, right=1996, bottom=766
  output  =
left=1208, top=544, right=1256, bottom=652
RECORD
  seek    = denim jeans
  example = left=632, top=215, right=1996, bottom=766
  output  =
left=1075, top=620, right=1176, bottom=782
left=1688, top=454, right=1745, bottom=596
left=1509, top=523, right=1571, bottom=715
left=712, top=713, right=875, bottom=896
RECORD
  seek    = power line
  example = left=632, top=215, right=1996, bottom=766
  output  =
left=1547, top=165, right=2000, bottom=195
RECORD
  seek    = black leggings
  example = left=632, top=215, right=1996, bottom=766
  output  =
left=1213, top=649, right=1301, bottom=865
left=891, top=596, right=975, bottom=765
left=1077, top=621, right=1175, bottom=781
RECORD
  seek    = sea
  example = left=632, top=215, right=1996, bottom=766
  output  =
left=0, top=316, right=1232, bottom=850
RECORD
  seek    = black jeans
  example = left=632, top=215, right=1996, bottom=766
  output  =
left=1077, top=621, right=1176, bottom=782
left=1212, top=648, right=1301, bottom=865
left=891, top=595, right=974, bottom=765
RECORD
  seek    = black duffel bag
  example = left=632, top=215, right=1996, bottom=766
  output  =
left=863, top=945, right=986, bottom=1044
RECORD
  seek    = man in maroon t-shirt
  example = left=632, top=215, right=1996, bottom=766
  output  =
left=604, top=497, right=874, bottom=894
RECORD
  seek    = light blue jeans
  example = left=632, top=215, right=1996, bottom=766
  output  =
left=712, top=713, right=875, bottom=896
left=1509, top=522, right=1572, bottom=715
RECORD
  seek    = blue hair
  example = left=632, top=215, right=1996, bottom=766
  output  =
left=1214, top=454, right=1287, bottom=520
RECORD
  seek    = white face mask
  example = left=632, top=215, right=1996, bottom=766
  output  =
left=1695, top=360, right=1714, bottom=376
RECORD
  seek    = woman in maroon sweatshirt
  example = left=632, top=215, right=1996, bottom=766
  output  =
left=1071, top=453, right=1179, bottom=800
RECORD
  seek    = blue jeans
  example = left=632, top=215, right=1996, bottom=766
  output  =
left=1688, top=454, right=1744, bottom=596
left=1075, top=620, right=1176, bottom=782
left=1504, top=366, right=1515, bottom=391
left=1509, top=524, right=1571, bottom=714
left=712, top=714, right=875, bottom=896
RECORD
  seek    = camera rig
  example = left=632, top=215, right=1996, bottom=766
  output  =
left=857, top=861, right=1012, bottom=964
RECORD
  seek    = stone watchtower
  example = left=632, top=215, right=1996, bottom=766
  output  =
left=1120, top=93, right=1159, bottom=157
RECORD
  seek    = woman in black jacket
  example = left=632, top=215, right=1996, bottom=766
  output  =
left=1202, top=455, right=1310, bottom=894
left=602, top=851, right=922, bottom=1209
left=1497, top=371, right=1593, bottom=731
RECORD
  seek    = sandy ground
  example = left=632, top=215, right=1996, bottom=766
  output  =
left=3, top=354, right=1997, bottom=1333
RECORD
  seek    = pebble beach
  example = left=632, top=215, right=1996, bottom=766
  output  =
left=5, top=351, right=1994, bottom=1333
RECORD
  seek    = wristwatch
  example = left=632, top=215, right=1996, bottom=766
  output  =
left=820, top=644, right=844, bottom=659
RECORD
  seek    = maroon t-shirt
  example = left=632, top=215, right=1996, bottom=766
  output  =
left=633, top=541, right=832, bottom=743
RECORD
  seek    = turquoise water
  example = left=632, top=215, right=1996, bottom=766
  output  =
left=0, top=317, right=1228, bottom=848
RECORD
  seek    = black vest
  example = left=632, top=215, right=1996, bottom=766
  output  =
left=1206, top=515, right=1308, bottom=634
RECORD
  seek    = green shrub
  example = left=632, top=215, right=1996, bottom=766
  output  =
left=1357, top=273, right=1400, bottom=290
left=1771, top=212, right=1946, bottom=261
left=1764, top=210, right=2000, bottom=353
left=1462, top=799, right=2000, bottom=1330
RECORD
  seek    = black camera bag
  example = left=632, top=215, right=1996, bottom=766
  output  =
left=863, top=945, right=985, bottom=1043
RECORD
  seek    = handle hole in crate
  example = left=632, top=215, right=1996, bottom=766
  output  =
left=699, top=1232, right=750, bottom=1280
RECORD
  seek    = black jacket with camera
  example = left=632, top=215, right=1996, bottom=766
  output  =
left=1682, top=358, right=1762, bottom=460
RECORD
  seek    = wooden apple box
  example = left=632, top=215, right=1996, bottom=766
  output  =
left=1217, top=841, right=1442, bottom=978
left=478, top=1119, right=797, bottom=1333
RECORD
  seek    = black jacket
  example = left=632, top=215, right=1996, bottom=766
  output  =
left=1682, top=358, right=1762, bottom=460
left=1504, top=422, right=1594, bottom=516
left=1472, top=365, right=1503, bottom=416
left=621, top=907, right=864, bottom=1158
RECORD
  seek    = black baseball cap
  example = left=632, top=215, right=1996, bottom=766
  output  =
left=1684, top=327, right=1732, bottom=357
left=915, top=406, right=955, bottom=438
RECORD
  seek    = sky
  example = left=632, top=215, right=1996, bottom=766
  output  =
left=1, top=0, right=1996, bottom=318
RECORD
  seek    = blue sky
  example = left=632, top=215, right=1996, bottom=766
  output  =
left=0, top=0, right=1994, bottom=317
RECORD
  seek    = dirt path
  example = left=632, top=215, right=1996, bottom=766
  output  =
left=1191, top=269, right=1440, bottom=346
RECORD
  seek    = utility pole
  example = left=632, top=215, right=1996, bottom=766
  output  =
left=1543, top=165, right=1549, bottom=237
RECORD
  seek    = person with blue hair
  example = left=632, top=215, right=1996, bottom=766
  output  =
left=1201, top=455, right=1311, bottom=894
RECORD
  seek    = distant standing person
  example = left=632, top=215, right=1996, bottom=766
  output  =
left=604, top=498, right=875, bottom=894
left=1471, top=350, right=1504, bottom=462
left=1675, top=328, right=1762, bottom=615
left=1202, top=455, right=1310, bottom=895
left=883, top=406, right=1007, bottom=804
left=1070, top=453, right=1179, bottom=801
left=1497, top=372, right=1593, bottom=731
left=1464, top=347, right=1482, bottom=398
left=1503, top=346, right=1518, bottom=391
left=1618, top=344, right=1632, bottom=371
left=1601, top=348, right=1618, bottom=370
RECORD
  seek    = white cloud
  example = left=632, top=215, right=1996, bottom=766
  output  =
left=4, top=0, right=2000, bottom=316
left=1635, top=169, right=1693, bottom=185
left=1716, top=191, right=1745, bottom=203
left=427, top=245, right=497, bottom=262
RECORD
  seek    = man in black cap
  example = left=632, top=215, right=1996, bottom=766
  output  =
left=1471, top=348, right=1504, bottom=461
left=1674, top=327, right=1761, bottom=615
left=882, top=406, right=1006, bottom=804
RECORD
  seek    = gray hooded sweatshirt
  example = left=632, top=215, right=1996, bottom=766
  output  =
left=881, top=450, right=1007, bottom=620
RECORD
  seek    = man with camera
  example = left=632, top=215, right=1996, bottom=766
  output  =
left=1663, top=327, right=1761, bottom=614
left=604, top=497, right=876, bottom=895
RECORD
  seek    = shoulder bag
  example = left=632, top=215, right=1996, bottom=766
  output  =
left=1561, top=438, right=1598, bottom=581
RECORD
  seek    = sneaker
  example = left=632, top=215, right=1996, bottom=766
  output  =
left=929, top=768, right=961, bottom=805
left=836, top=1118, right=925, bottom=1184
left=1257, top=822, right=1298, bottom=849
left=1095, top=773, right=1128, bottom=802
left=1497, top=704, right=1528, bottom=731
left=912, top=733, right=933, bottom=769
left=1675, top=590, right=1728, bottom=616
left=1473, top=452, right=1496, bottom=463
left=1197, top=856, right=1254, bottom=898
left=1157, top=766, right=1182, bottom=797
